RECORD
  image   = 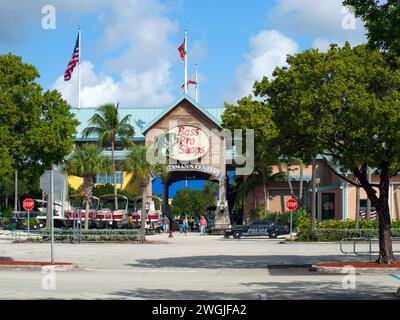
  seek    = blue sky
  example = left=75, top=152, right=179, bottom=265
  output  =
left=1, top=0, right=366, bottom=108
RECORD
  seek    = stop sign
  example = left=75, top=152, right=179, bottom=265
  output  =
left=285, top=198, right=298, bottom=211
left=23, top=198, right=35, bottom=211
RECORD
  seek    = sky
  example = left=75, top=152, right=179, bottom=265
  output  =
left=0, top=0, right=367, bottom=108
left=0, top=0, right=368, bottom=197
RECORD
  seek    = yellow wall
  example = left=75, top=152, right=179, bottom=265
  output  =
left=68, top=172, right=140, bottom=194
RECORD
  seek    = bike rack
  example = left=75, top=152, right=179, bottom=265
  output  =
left=340, top=237, right=400, bottom=261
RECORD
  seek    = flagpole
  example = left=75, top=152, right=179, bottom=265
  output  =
left=78, top=27, right=81, bottom=109
left=195, top=64, right=198, bottom=103
left=184, top=30, right=188, bottom=95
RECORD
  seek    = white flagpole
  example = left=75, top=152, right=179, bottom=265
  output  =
left=195, top=64, right=198, bottom=103
left=184, top=30, right=188, bottom=95
left=78, top=27, right=82, bottom=109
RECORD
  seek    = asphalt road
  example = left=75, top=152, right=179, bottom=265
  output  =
left=0, top=232, right=399, bottom=300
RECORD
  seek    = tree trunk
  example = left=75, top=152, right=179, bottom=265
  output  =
left=14, top=169, right=18, bottom=212
left=140, top=181, right=147, bottom=243
left=355, top=164, right=395, bottom=264
left=377, top=205, right=394, bottom=264
left=261, top=170, right=268, bottom=215
left=82, top=175, right=94, bottom=230
left=355, top=186, right=360, bottom=229
left=299, top=162, right=304, bottom=206
left=287, top=165, right=295, bottom=199
left=376, top=174, right=395, bottom=264
left=310, top=158, right=317, bottom=238
left=112, top=137, right=118, bottom=211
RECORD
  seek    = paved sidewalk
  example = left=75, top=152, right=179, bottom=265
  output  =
left=0, top=232, right=399, bottom=300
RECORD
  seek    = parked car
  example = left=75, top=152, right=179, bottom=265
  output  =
left=224, top=221, right=290, bottom=239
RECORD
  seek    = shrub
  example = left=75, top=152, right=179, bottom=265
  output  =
left=295, top=211, right=400, bottom=241
left=39, top=229, right=141, bottom=242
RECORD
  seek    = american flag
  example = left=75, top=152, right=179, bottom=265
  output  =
left=177, top=37, right=186, bottom=61
left=64, top=33, right=80, bottom=82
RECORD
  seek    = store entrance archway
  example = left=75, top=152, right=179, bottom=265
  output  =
left=142, top=95, right=230, bottom=230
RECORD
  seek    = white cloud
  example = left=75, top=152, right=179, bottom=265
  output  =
left=268, top=0, right=366, bottom=44
left=51, top=0, right=179, bottom=107
left=225, top=29, right=299, bottom=103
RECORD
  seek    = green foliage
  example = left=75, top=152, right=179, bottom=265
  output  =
left=343, top=0, right=400, bottom=58
left=265, top=208, right=306, bottom=227
left=171, top=182, right=218, bottom=218
left=295, top=212, right=400, bottom=241
left=23, top=217, right=38, bottom=228
left=39, top=229, right=140, bottom=242
left=0, top=53, right=79, bottom=175
left=124, top=144, right=168, bottom=186
left=82, top=103, right=135, bottom=148
left=64, top=144, right=110, bottom=178
left=255, top=43, right=400, bottom=174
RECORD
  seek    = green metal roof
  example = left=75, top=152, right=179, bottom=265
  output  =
left=141, top=94, right=222, bottom=134
left=71, top=95, right=225, bottom=141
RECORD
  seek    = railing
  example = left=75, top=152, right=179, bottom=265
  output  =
left=340, top=237, right=400, bottom=261
left=7, top=229, right=142, bottom=243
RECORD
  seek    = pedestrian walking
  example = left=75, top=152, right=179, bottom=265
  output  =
left=183, top=216, right=189, bottom=235
left=199, top=216, right=207, bottom=236
left=162, top=215, right=170, bottom=233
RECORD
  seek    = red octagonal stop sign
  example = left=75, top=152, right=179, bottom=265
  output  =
left=285, top=198, right=298, bottom=212
left=23, top=198, right=35, bottom=211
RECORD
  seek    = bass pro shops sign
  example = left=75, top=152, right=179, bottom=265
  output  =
left=159, top=125, right=210, bottom=162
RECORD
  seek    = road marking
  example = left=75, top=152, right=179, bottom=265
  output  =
left=389, top=274, right=400, bottom=281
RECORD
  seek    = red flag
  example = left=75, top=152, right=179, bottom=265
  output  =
left=178, top=37, right=186, bottom=61
left=181, top=79, right=197, bottom=90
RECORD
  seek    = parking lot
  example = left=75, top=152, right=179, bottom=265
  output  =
left=0, top=232, right=399, bottom=300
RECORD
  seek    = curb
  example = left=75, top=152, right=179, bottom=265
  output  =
left=0, top=264, right=78, bottom=272
left=311, top=264, right=400, bottom=274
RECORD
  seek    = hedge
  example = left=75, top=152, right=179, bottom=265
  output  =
left=38, top=229, right=141, bottom=242
left=296, top=212, right=400, bottom=241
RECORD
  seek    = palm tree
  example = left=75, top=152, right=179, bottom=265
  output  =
left=82, top=103, right=135, bottom=210
left=64, top=144, right=110, bottom=230
left=233, top=170, right=286, bottom=223
left=124, top=145, right=167, bottom=242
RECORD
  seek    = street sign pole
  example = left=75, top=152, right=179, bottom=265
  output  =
left=27, top=210, right=30, bottom=238
left=22, top=199, right=34, bottom=239
left=290, top=210, right=293, bottom=241
left=50, top=167, right=54, bottom=264
left=285, top=198, right=299, bottom=241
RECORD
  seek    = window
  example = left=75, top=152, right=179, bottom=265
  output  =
left=321, top=193, right=335, bottom=220
left=96, top=172, right=124, bottom=185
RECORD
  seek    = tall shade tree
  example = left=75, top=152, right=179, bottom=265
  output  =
left=222, top=96, right=279, bottom=216
left=64, top=144, right=110, bottom=230
left=254, top=43, right=400, bottom=264
left=82, top=103, right=135, bottom=210
left=124, top=145, right=167, bottom=242
left=0, top=53, right=78, bottom=185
